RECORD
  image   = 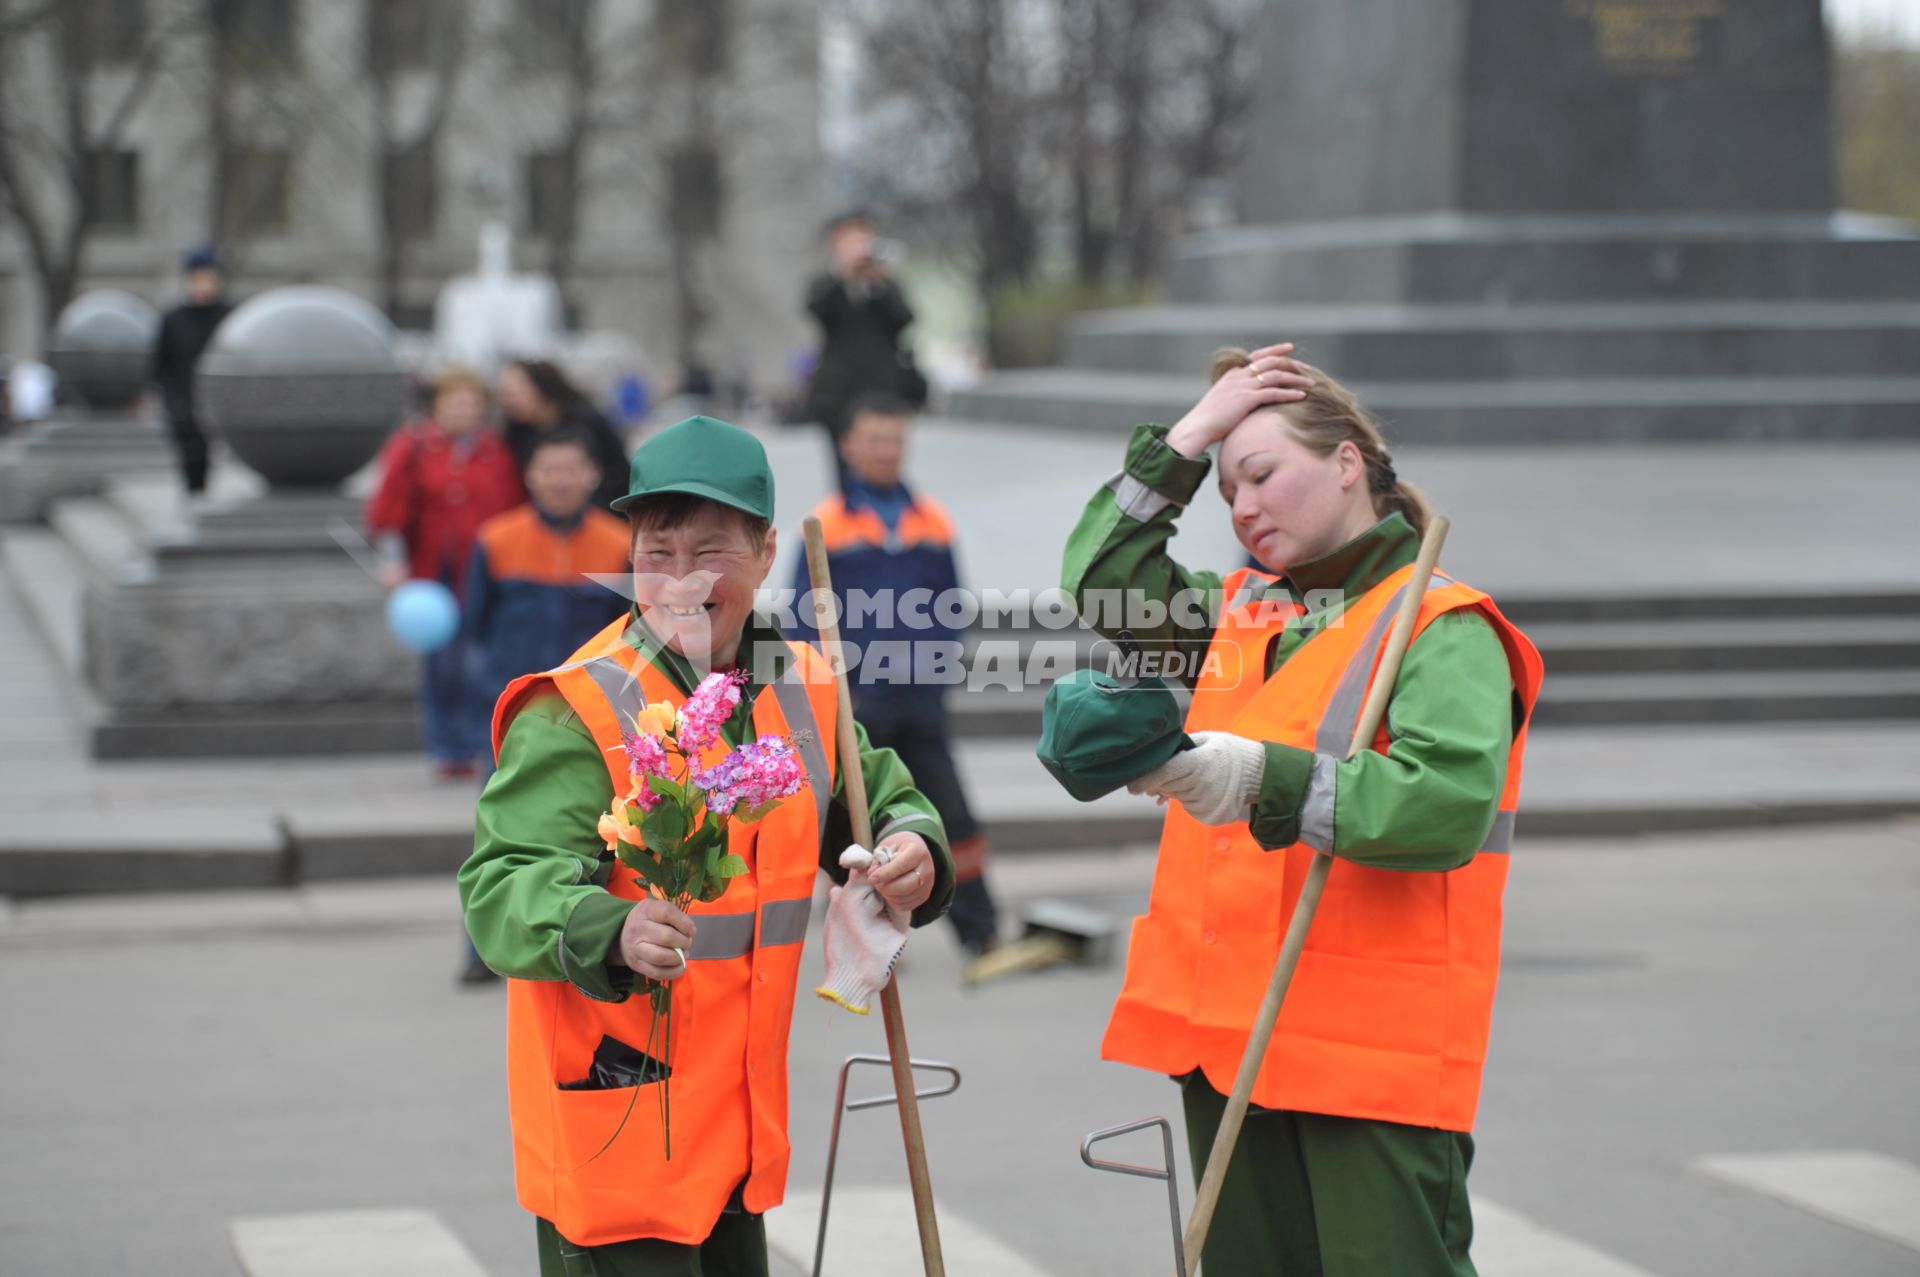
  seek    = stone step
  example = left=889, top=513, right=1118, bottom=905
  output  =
left=945, top=371, right=1920, bottom=445
left=3, top=723, right=1915, bottom=897
left=1534, top=669, right=1920, bottom=726
left=1493, top=591, right=1920, bottom=624
left=1063, top=301, right=1920, bottom=380
left=1168, top=214, right=1920, bottom=305
left=947, top=668, right=1920, bottom=737
left=1488, top=617, right=1920, bottom=674
left=954, top=722, right=1920, bottom=849
left=0, top=528, right=90, bottom=674
left=92, top=701, right=423, bottom=759
left=963, top=615, right=1920, bottom=675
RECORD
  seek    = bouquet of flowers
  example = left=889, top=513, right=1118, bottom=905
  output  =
left=592, top=669, right=811, bottom=1160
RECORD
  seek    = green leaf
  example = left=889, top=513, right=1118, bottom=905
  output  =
left=616, top=845, right=662, bottom=886
left=647, top=773, right=687, bottom=806
left=733, top=798, right=780, bottom=825
left=684, top=820, right=721, bottom=857
left=640, top=801, right=689, bottom=853
left=713, top=853, right=749, bottom=879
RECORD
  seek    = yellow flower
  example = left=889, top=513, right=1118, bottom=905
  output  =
left=599, top=794, right=645, bottom=851
left=631, top=701, right=678, bottom=739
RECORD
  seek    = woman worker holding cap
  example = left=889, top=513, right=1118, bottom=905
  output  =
left=1059, top=344, right=1543, bottom=1276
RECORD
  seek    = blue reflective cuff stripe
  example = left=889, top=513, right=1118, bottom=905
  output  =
left=1105, top=470, right=1177, bottom=522
left=876, top=811, right=936, bottom=842
left=1479, top=809, right=1516, bottom=854
left=1300, top=753, right=1338, bottom=853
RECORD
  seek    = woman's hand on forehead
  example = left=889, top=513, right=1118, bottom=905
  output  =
left=1166, top=342, right=1314, bottom=459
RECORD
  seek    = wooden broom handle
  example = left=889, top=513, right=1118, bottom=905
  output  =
left=1181, top=516, right=1451, bottom=1272
left=803, top=516, right=946, bottom=1277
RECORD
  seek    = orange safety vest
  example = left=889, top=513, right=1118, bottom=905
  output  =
left=476, top=503, right=631, bottom=584
left=1102, top=562, right=1544, bottom=1132
left=490, top=617, right=840, bottom=1247
left=810, top=492, right=956, bottom=554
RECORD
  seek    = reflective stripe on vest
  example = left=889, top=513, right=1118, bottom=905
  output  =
left=1311, top=576, right=1514, bottom=855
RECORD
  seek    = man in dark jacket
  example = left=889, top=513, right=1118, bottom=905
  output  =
left=150, top=245, right=233, bottom=496
left=801, top=211, right=926, bottom=489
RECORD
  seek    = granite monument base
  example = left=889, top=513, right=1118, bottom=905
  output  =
left=0, top=408, right=176, bottom=523
left=948, top=211, right=1920, bottom=443
left=64, top=480, right=425, bottom=759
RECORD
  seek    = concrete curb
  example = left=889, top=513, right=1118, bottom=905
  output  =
left=4, top=795, right=1917, bottom=902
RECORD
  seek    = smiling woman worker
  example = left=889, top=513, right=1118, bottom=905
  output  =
left=1063, top=344, right=1543, bottom=1276
left=461, top=416, right=953, bottom=1277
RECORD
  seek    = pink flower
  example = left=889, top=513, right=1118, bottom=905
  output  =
left=619, top=729, right=669, bottom=810
left=677, top=670, right=747, bottom=754
left=696, top=734, right=808, bottom=816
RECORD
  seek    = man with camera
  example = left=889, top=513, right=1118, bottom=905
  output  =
left=801, top=210, right=927, bottom=489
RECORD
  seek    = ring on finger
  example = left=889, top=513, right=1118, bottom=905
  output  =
left=1253, top=369, right=1269, bottom=386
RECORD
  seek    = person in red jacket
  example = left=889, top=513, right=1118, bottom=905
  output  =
left=366, top=366, right=524, bottom=778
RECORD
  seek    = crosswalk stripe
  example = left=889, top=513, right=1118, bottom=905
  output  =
left=766, top=1188, right=1055, bottom=1277
left=1473, top=1198, right=1666, bottom=1277
left=769, top=1187, right=1675, bottom=1277
left=229, top=1208, right=490, bottom=1277
left=1695, top=1150, right=1920, bottom=1252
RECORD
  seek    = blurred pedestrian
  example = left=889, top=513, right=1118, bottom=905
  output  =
left=456, top=427, right=631, bottom=985
left=4, top=355, right=55, bottom=427
left=789, top=393, right=1002, bottom=963
left=497, top=357, right=631, bottom=512
left=150, top=245, right=232, bottom=497
left=801, top=210, right=927, bottom=488
left=466, top=429, right=632, bottom=747
left=366, top=366, right=524, bottom=780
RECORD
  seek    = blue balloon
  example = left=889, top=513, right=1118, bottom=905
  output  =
left=386, top=579, right=460, bottom=654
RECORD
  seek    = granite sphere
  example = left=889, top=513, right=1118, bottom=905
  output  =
left=195, top=287, right=409, bottom=489
left=46, top=290, right=160, bottom=410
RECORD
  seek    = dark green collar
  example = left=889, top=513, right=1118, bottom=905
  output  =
left=1279, top=513, right=1419, bottom=611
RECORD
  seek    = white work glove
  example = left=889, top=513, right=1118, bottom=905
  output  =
left=815, top=845, right=909, bottom=1015
left=1126, top=731, right=1267, bottom=826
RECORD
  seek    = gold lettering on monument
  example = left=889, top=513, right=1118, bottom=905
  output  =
left=1565, top=0, right=1727, bottom=75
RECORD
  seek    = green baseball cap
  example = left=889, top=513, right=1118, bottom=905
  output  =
left=1036, top=668, right=1193, bottom=803
left=610, top=415, right=775, bottom=520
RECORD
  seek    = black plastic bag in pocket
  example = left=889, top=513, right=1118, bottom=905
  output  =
left=558, top=1034, right=672, bottom=1090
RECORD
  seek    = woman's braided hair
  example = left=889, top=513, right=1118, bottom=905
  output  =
left=1208, top=347, right=1430, bottom=537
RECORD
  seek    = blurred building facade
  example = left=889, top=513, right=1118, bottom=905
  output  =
left=0, top=0, right=823, bottom=392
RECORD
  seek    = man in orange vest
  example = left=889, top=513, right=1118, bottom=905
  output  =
left=1059, top=345, right=1544, bottom=1275
left=460, top=414, right=955, bottom=1276
left=787, top=395, right=1003, bottom=966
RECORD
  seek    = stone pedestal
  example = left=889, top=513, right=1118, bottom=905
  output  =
left=0, top=406, right=174, bottom=522
left=74, top=286, right=420, bottom=759
left=948, top=0, right=1920, bottom=446
left=1242, top=0, right=1831, bottom=222
left=0, top=290, right=172, bottom=523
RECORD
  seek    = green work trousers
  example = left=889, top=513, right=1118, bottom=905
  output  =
left=1180, top=1073, right=1478, bottom=1277
left=535, top=1212, right=768, bottom=1277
